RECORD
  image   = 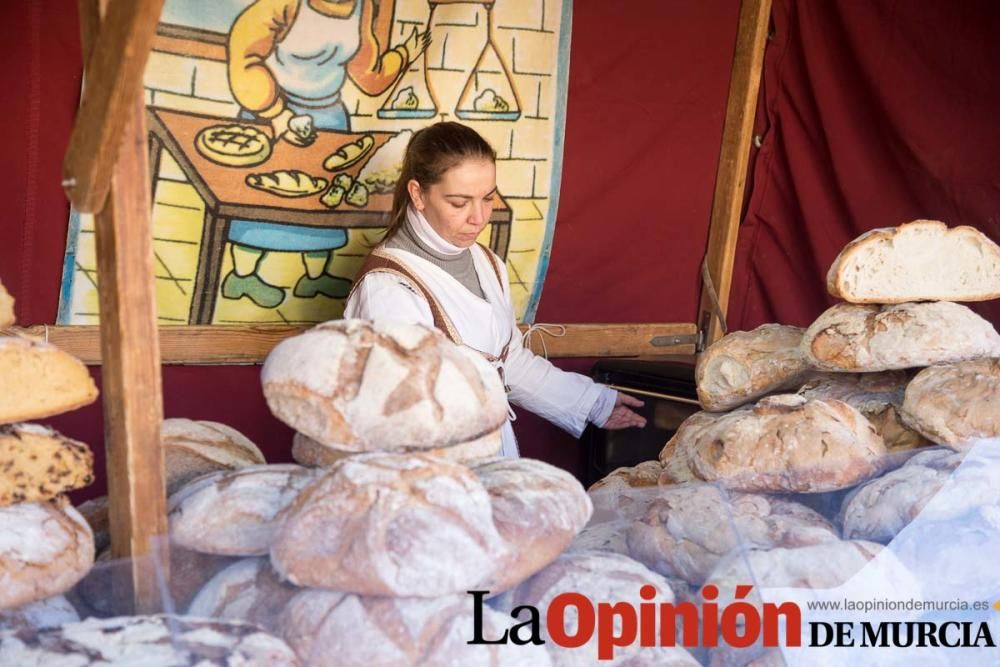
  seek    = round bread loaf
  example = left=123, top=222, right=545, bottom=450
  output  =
left=0, top=423, right=94, bottom=506
left=270, top=453, right=510, bottom=596
left=279, top=589, right=550, bottom=667
left=658, top=411, right=719, bottom=484
left=826, top=220, right=1000, bottom=304
left=627, top=484, right=839, bottom=585
left=802, top=302, right=1000, bottom=372
left=0, top=596, right=78, bottom=634
left=188, top=557, right=299, bottom=634
left=840, top=445, right=1000, bottom=542
left=0, top=614, right=299, bottom=666
left=509, top=550, right=699, bottom=666
left=566, top=518, right=631, bottom=555
left=696, top=324, right=812, bottom=411
left=0, top=501, right=94, bottom=610
left=291, top=425, right=502, bottom=467
left=681, top=395, right=887, bottom=493
left=168, top=464, right=319, bottom=556
left=900, top=357, right=1000, bottom=448
left=471, top=458, right=593, bottom=591
left=262, top=320, right=507, bottom=452
left=162, top=418, right=265, bottom=496
left=588, top=461, right=667, bottom=523
left=0, top=337, right=98, bottom=424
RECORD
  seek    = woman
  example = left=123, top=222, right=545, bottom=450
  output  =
left=344, top=122, right=645, bottom=457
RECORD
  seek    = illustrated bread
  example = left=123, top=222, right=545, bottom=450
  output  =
left=679, top=395, right=887, bottom=493
left=262, top=320, right=507, bottom=452
left=0, top=423, right=93, bottom=505
left=194, top=123, right=272, bottom=167
left=246, top=170, right=327, bottom=197
left=358, top=130, right=412, bottom=194
left=188, top=558, right=299, bottom=634
left=0, top=615, right=300, bottom=666
left=168, top=464, right=319, bottom=556
left=323, top=134, right=375, bottom=171
left=162, top=418, right=266, bottom=495
left=471, top=458, right=593, bottom=591
left=279, top=589, right=551, bottom=667
left=0, top=501, right=94, bottom=610
left=797, top=371, right=930, bottom=453
left=900, top=357, right=1000, bottom=448
left=509, top=551, right=699, bottom=666
left=837, top=447, right=995, bottom=542
left=290, top=426, right=502, bottom=467
left=801, top=302, right=1000, bottom=372
left=826, top=220, right=1000, bottom=303
left=0, top=279, right=13, bottom=327
left=0, top=337, right=98, bottom=424
left=270, top=453, right=509, bottom=596
left=696, top=324, right=812, bottom=411
left=0, top=596, right=78, bottom=634
left=627, top=484, right=838, bottom=585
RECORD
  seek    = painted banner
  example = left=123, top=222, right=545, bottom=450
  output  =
left=59, top=0, right=571, bottom=326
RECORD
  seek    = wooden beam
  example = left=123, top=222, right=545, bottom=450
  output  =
left=64, top=0, right=164, bottom=213
left=78, top=0, right=168, bottom=614
left=698, top=0, right=772, bottom=347
left=8, top=323, right=699, bottom=365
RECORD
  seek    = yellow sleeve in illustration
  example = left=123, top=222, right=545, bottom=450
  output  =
left=227, top=0, right=300, bottom=119
left=347, top=0, right=408, bottom=96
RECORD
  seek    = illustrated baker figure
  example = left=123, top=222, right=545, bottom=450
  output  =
left=224, top=0, right=430, bottom=307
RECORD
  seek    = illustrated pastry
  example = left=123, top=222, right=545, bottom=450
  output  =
left=246, top=170, right=327, bottom=197
left=345, top=181, right=369, bottom=208
left=195, top=124, right=272, bottom=167
left=285, top=114, right=316, bottom=146
left=323, top=135, right=376, bottom=171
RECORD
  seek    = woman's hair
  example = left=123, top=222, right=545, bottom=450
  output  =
left=382, top=122, right=496, bottom=242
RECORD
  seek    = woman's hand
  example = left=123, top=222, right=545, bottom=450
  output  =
left=603, top=392, right=647, bottom=430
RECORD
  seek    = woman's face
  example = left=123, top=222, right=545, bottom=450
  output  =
left=408, top=158, right=497, bottom=248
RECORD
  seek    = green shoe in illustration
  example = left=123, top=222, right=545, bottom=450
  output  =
left=293, top=273, right=352, bottom=299
left=221, top=270, right=285, bottom=308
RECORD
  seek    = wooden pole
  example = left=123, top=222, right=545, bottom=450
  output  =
left=64, top=0, right=165, bottom=213
left=698, top=0, right=772, bottom=347
left=78, top=0, right=168, bottom=614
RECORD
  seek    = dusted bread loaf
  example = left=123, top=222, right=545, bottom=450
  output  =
left=836, top=447, right=1000, bottom=542
left=0, top=501, right=94, bottom=610
left=0, top=280, right=13, bottom=327
left=279, top=589, right=551, bottom=667
left=797, top=371, right=929, bottom=453
left=681, top=395, right=887, bottom=493
left=900, top=357, right=1000, bottom=447
left=508, top=551, right=699, bottom=666
left=0, top=337, right=98, bottom=424
left=168, top=464, right=319, bottom=556
left=472, top=458, right=593, bottom=591
left=802, top=302, right=1000, bottom=372
left=0, top=423, right=93, bottom=505
left=696, top=324, right=812, bottom=411
left=0, top=615, right=300, bottom=666
left=658, top=411, right=719, bottom=484
left=827, top=220, right=1000, bottom=303
left=290, top=426, right=501, bottom=467
left=626, top=484, right=838, bottom=585
left=262, top=320, right=507, bottom=452
left=270, top=453, right=509, bottom=596
left=162, top=418, right=265, bottom=496
left=188, top=558, right=299, bottom=634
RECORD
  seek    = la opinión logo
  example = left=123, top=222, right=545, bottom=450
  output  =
left=467, top=584, right=802, bottom=660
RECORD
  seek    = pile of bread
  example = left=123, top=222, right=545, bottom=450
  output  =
left=127, top=318, right=702, bottom=666
left=580, top=221, right=1000, bottom=665
left=0, top=283, right=301, bottom=665
left=0, top=280, right=99, bottom=634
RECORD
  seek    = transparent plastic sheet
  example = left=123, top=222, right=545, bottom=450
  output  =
left=577, top=440, right=1000, bottom=666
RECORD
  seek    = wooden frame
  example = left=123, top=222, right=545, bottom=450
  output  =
left=58, top=0, right=770, bottom=611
